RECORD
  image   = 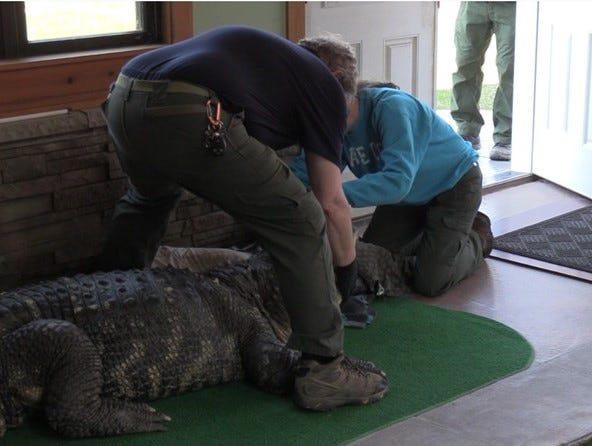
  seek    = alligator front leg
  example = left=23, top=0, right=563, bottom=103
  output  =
left=1, top=319, right=170, bottom=438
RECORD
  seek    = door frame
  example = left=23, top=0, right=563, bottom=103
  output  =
left=286, top=2, right=305, bottom=42
left=291, top=2, right=541, bottom=177
left=511, top=2, right=539, bottom=175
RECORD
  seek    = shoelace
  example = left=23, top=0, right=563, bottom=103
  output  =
left=342, top=356, right=386, bottom=378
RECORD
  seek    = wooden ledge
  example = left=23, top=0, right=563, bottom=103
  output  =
left=0, top=46, right=161, bottom=118
left=0, top=45, right=162, bottom=71
left=0, top=2, right=193, bottom=119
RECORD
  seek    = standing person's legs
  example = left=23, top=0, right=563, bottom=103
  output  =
left=98, top=86, right=182, bottom=271
left=489, top=2, right=516, bottom=160
left=171, top=118, right=344, bottom=357
left=153, top=102, right=388, bottom=409
left=412, top=164, right=484, bottom=297
left=102, top=78, right=387, bottom=409
left=451, top=2, right=493, bottom=141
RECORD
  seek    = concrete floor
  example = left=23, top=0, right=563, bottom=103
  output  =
left=353, top=180, right=592, bottom=446
left=436, top=109, right=517, bottom=186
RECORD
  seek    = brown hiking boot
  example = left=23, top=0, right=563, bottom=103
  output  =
left=293, top=354, right=388, bottom=411
left=472, top=211, right=493, bottom=257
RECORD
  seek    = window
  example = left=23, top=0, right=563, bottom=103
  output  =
left=0, top=1, right=160, bottom=59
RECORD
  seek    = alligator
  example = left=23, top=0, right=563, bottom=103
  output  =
left=0, top=241, right=405, bottom=438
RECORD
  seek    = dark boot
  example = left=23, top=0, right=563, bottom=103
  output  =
left=472, top=211, right=493, bottom=257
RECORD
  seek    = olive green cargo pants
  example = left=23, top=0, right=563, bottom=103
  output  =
left=361, top=164, right=484, bottom=297
left=451, top=1, right=516, bottom=144
left=100, top=75, right=343, bottom=357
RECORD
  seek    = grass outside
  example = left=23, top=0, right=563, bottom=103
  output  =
left=436, top=84, right=498, bottom=111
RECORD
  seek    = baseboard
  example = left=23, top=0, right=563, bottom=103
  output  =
left=483, top=172, right=536, bottom=194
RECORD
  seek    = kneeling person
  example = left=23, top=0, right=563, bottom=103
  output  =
left=292, top=81, right=493, bottom=298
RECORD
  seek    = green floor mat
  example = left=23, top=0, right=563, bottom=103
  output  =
left=5, top=298, right=534, bottom=445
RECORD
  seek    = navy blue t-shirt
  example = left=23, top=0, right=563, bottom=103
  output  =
left=122, top=25, right=347, bottom=165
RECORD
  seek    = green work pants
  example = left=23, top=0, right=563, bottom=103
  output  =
left=361, top=164, right=484, bottom=297
left=100, top=77, right=343, bottom=357
left=451, top=1, right=516, bottom=144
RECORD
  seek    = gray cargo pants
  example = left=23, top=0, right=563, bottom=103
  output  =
left=99, top=75, right=343, bottom=356
left=361, top=164, right=484, bottom=297
left=451, top=1, right=516, bottom=144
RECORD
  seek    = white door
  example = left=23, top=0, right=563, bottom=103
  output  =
left=531, top=1, right=592, bottom=199
left=306, top=1, right=437, bottom=105
left=306, top=2, right=437, bottom=218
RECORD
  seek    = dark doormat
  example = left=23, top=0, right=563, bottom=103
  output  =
left=5, top=298, right=533, bottom=446
left=493, top=205, right=592, bottom=274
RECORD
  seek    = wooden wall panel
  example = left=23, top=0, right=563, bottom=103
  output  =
left=0, top=2, right=193, bottom=119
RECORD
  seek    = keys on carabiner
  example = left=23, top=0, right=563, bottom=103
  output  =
left=204, top=99, right=227, bottom=156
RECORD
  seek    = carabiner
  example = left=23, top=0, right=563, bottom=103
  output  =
left=206, top=99, right=222, bottom=126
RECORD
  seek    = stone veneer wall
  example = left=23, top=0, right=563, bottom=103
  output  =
left=0, top=109, right=302, bottom=290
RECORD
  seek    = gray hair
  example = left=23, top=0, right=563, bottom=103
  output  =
left=298, top=33, right=358, bottom=98
left=357, top=80, right=400, bottom=93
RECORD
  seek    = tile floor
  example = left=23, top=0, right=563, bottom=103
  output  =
left=353, top=180, right=592, bottom=446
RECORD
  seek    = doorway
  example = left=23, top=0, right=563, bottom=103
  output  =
left=435, top=1, right=525, bottom=186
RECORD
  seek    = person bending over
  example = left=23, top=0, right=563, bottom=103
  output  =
left=98, top=26, right=388, bottom=411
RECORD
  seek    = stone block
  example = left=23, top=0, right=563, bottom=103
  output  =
left=191, top=225, right=239, bottom=245
left=0, top=165, right=106, bottom=202
left=53, top=178, right=126, bottom=211
left=0, top=130, right=109, bottom=159
left=55, top=240, right=102, bottom=264
left=0, top=213, right=102, bottom=254
left=0, top=176, right=59, bottom=201
left=163, top=220, right=185, bottom=239
left=45, top=142, right=106, bottom=161
left=0, top=111, right=89, bottom=144
left=0, top=202, right=112, bottom=235
left=47, top=152, right=109, bottom=174
left=0, top=195, right=53, bottom=225
left=86, top=108, right=106, bottom=128
left=176, top=201, right=213, bottom=220
left=0, top=154, right=47, bottom=182
left=191, top=211, right=235, bottom=232
left=58, top=166, right=109, bottom=193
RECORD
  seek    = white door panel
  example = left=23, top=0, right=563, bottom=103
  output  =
left=306, top=1, right=436, bottom=218
left=306, top=1, right=436, bottom=105
left=532, top=2, right=592, bottom=198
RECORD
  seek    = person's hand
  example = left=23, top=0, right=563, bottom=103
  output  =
left=334, top=258, right=358, bottom=304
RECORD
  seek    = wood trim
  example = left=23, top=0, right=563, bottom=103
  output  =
left=286, top=2, right=305, bottom=42
left=161, top=2, right=194, bottom=44
left=0, top=2, right=194, bottom=119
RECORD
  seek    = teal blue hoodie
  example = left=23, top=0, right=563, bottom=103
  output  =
left=291, top=87, right=478, bottom=207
